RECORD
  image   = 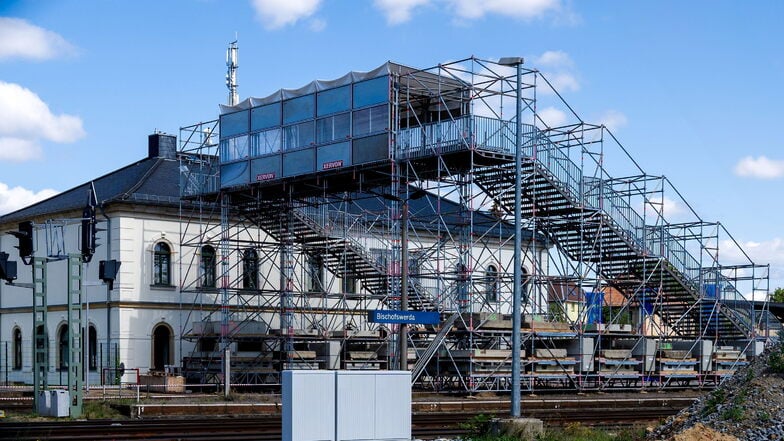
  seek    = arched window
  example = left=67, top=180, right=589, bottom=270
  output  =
left=306, top=254, right=324, bottom=292
left=242, top=248, right=258, bottom=289
left=151, top=323, right=173, bottom=372
left=87, top=325, right=98, bottom=371
left=521, top=266, right=530, bottom=304
left=200, top=245, right=216, bottom=288
left=12, top=327, right=22, bottom=370
left=58, top=324, right=69, bottom=371
left=485, top=265, right=499, bottom=303
left=153, top=242, right=171, bottom=286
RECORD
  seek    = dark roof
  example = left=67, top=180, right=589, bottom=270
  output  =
left=344, top=190, right=536, bottom=242
left=0, top=156, right=181, bottom=225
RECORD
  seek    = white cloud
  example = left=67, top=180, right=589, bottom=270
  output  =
left=531, top=50, right=579, bottom=94
left=0, top=138, right=42, bottom=161
left=533, top=50, right=573, bottom=68
left=733, top=156, right=784, bottom=179
left=720, top=237, right=784, bottom=291
left=308, top=18, right=327, bottom=32
left=0, top=81, right=85, bottom=161
left=0, top=182, right=58, bottom=216
left=597, top=110, right=628, bottom=132
left=250, top=0, right=322, bottom=29
left=373, top=0, right=567, bottom=25
left=375, top=0, right=430, bottom=25
left=450, top=0, right=561, bottom=20
left=537, top=106, right=567, bottom=128
left=0, top=17, right=76, bottom=61
left=643, top=195, right=683, bottom=218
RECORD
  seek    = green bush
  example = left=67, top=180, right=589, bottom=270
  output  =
left=721, top=405, right=744, bottom=422
left=769, top=348, right=784, bottom=374
left=459, top=414, right=494, bottom=440
left=703, top=389, right=726, bottom=416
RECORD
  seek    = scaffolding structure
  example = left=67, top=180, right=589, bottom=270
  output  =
left=177, top=57, right=770, bottom=393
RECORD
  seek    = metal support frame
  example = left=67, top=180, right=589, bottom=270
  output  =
left=32, top=257, right=48, bottom=410
left=175, top=56, right=769, bottom=394
left=67, top=254, right=84, bottom=417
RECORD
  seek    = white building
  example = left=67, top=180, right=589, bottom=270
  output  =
left=0, top=133, right=544, bottom=385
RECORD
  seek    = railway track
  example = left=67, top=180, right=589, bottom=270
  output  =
left=0, top=407, right=678, bottom=440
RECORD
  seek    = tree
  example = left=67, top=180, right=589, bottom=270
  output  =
left=771, top=287, right=784, bottom=303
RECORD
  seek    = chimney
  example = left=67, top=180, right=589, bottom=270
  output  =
left=148, top=132, right=177, bottom=159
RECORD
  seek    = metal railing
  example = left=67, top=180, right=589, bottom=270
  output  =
left=396, top=115, right=754, bottom=335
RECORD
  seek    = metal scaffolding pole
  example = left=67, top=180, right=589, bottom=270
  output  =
left=499, top=56, right=524, bottom=417
left=67, top=254, right=84, bottom=417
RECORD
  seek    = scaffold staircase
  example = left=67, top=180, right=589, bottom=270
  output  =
left=471, top=125, right=754, bottom=338
left=244, top=204, right=439, bottom=312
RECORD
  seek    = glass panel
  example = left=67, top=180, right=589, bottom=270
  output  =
left=201, top=246, right=216, bottom=288
left=283, top=94, right=315, bottom=124
left=317, top=85, right=351, bottom=116
left=220, top=135, right=249, bottom=161
left=250, top=128, right=282, bottom=156
left=353, top=105, right=389, bottom=137
left=251, top=102, right=281, bottom=131
left=283, top=120, right=315, bottom=150
left=220, top=110, right=249, bottom=138
left=353, top=76, right=389, bottom=108
left=316, top=112, right=351, bottom=144
left=154, top=243, right=171, bottom=285
left=352, top=133, right=389, bottom=164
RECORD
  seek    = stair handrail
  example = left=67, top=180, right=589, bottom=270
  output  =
left=411, top=311, right=461, bottom=383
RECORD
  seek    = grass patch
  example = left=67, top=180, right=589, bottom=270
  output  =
left=702, top=388, right=726, bottom=416
left=721, top=405, right=744, bottom=422
left=535, top=423, right=645, bottom=441
left=82, top=400, right=127, bottom=419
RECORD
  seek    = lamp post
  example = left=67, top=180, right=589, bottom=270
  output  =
left=498, top=56, right=524, bottom=418
left=379, top=188, right=427, bottom=371
left=398, top=188, right=426, bottom=371
left=400, top=199, right=410, bottom=371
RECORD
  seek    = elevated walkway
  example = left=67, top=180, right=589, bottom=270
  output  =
left=399, top=115, right=755, bottom=339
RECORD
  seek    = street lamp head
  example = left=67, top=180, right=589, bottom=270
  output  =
left=498, top=56, right=524, bottom=66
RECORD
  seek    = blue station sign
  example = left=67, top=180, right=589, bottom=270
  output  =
left=368, top=310, right=440, bottom=325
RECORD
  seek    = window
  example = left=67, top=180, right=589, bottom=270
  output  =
left=342, top=276, right=357, bottom=294
left=521, top=266, right=530, bottom=304
left=151, top=323, right=173, bottom=372
left=353, top=76, right=389, bottom=108
left=353, top=105, right=389, bottom=137
left=58, top=325, right=68, bottom=371
left=12, top=327, right=22, bottom=370
left=485, top=265, right=500, bottom=303
left=251, top=102, right=281, bottom=131
left=317, top=85, right=351, bottom=116
left=220, top=110, right=250, bottom=138
left=283, top=120, right=315, bottom=150
left=283, top=94, right=315, bottom=124
left=153, top=242, right=172, bottom=286
left=220, top=135, right=249, bottom=161
left=305, top=254, right=324, bottom=292
left=87, top=325, right=97, bottom=371
left=242, top=248, right=259, bottom=289
left=316, top=113, right=351, bottom=144
left=250, top=128, right=281, bottom=156
left=200, top=245, right=217, bottom=288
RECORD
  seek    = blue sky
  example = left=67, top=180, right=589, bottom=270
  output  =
left=0, top=0, right=782, bottom=290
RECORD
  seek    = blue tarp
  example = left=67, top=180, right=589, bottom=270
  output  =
left=585, top=291, right=604, bottom=324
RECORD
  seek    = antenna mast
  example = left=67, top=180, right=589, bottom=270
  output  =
left=226, top=39, right=239, bottom=106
